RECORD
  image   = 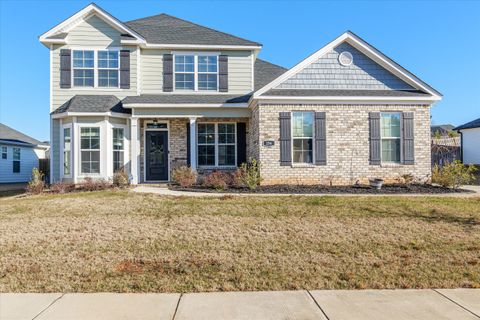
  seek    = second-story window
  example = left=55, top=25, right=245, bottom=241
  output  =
left=98, top=51, right=119, bottom=87
left=73, top=50, right=94, bottom=87
left=174, top=54, right=218, bottom=91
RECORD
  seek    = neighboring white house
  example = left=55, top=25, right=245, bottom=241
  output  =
left=455, top=118, right=480, bottom=165
left=0, top=123, right=50, bottom=183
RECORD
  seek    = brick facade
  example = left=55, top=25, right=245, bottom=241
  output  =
left=255, top=104, right=431, bottom=185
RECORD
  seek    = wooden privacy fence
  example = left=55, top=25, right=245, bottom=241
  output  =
left=431, top=137, right=461, bottom=167
left=38, top=158, right=50, bottom=183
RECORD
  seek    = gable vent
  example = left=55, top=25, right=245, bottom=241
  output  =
left=338, top=51, right=353, bottom=66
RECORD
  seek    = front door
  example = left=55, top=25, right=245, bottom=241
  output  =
left=145, top=131, right=168, bottom=181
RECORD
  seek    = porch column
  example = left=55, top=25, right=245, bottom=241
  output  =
left=130, top=117, right=140, bottom=184
left=189, top=117, right=197, bottom=171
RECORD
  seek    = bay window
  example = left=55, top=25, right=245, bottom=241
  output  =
left=80, top=127, right=100, bottom=174
left=98, top=51, right=119, bottom=87
left=292, top=112, right=313, bottom=163
left=174, top=54, right=218, bottom=91
left=112, top=128, right=124, bottom=172
left=380, top=113, right=401, bottom=163
left=197, top=123, right=236, bottom=167
left=63, top=127, right=71, bottom=176
left=73, top=50, right=94, bottom=87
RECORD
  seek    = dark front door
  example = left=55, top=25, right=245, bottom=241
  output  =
left=145, top=131, right=168, bottom=181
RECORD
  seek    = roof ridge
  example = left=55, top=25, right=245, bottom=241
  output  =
left=125, top=13, right=261, bottom=46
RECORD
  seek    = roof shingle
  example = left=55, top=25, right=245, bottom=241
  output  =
left=51, top=95, right=130, bottom=114
left=454, top=118, right=480, bottom=131
left=0, top=123, right=44, bottom=146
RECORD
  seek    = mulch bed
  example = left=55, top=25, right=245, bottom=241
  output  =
left=169, top=183, right=473, bottom=194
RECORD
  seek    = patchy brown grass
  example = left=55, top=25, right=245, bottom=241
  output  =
left=0, top=191, right=479, bottom=292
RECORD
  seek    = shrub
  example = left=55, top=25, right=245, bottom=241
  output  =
left=80, top=177, right=110, bottom=192
left=231, top=169, right=245, bottom=188
left=172, top=166, right=197, bottom=187
left=239, top=158, right=262, bottom=190
left=50, top=182, right=75, bottom=194
left=203, top=171, right=231, bottom=191
left=26, top=168, right=45, bottom=194
left=432, top=160, right=477, bottom=189
left=402, top=174, right=414, bottom=184
left=113, top=169, right=130, bottom=188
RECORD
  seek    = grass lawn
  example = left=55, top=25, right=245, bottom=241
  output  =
left=0, top=191, right=479, bottom=292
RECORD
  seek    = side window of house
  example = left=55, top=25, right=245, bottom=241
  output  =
left=380, top=113, right=401, bottom=162
left=174, top=54, right=218, bottom=91
left=12, top=147, right=20, bottom=173
left=1, top=146, right=7, bottom=159
left=197, top=123, right=236, bottom=167
left=98, top=51, right=119, bottom=87
left=63, top=127, right=71, bottom=176
left=73, top=50, right=94, bottom=87
left=292, top=112, right=314, bottom=163
left=80, top=127, right=100, bottom=174
left=112, top=128, right=124, bottom=172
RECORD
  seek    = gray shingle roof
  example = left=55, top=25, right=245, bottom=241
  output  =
left=122, top=94, right=251, bottom=105
left=454, top=117, right=480, bottom=131
left=262, top=89, right=430, bottom=97
left=0, top=123, right=44, bottom=146
left=125, top=14, right=261, bottom=47
left=254, top=59, right=287, bottom=91
left=51, top=95, right=131, bottom=114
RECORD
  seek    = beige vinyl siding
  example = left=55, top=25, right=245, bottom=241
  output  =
left=51, top=15, right=138, bottom=112
left=140, top=49, right=253, bottom=94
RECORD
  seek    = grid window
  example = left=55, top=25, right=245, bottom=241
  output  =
left=197, top=123, right=236, bottom=167
left=98, top=51, right=119, bottom=87
left=198, top=56, right=218, bottom=91
left=292, top=112, right=313, bottom=163
left=380, top=113, right=401, bottom=163
left=175, top=55, right=195, bottom=90
left=217, top=123, right=235, bottom=166
left=73, top=50, right=94, bottom=87
left=1, top=146, right=6, bottom=159
left=197, top=123, right=215, bottom=166
left=63, top=127, right=71, bottom=176
left=112, top=128, right=124, bottom=172
left=80, top=127, right=100, bottom=174
left=12, top=147, right=20, bottom=173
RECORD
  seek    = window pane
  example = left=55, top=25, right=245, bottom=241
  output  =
left=293, top=138, right=313, bottom=163
left=175, top=55, right=194, bottom=72
left=64, top=151, right=70, bottom=175
left=98, top=70, right=118, bottom=87
left=198, top=145, right=215, bottom=166
left=175, top=73, right=194, bottom=90
left=381, top=139, right=401, bottom=162
left=13, top=161, right=20, bottom=173
left=292, top=112, right=313, bottom=138
left=13, top=148, right=20, bottom=160
left=73, top=69, right=94, bottom=87
left=381, top=113, right=401, bottom=137
left=218, top=145, right=235, bottom=166
left=218, top=123, right=235, bottom=143
left=198, top=74, right=217, bottom=91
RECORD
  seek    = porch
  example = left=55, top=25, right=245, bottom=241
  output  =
left=130, top=117, right=249, bottom=183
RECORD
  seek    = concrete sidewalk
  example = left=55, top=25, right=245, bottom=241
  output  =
left=1, top=289, right=479, bottom=320
left=133, top=184, right=480, bottom=198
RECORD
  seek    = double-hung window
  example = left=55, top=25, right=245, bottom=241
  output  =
left=98, top=51, right=119, bottom=87
left=12, top=147, right=20, bottom=173
left=112, top=128, right=124, bottom=172
left=197, top=123, right=236, bottom=167
left=80, top=127, right=100, bottom=174
left=73, top=50, right=94, bottom=87
left=174, top=54, right=218, bottom=91
left=63, top=127, right=71, bottom=176
left=1, top=146, right=6, bottom=159
left=380, top=112, right=401, bottom=163
left=292, top=112, right=314, bottom=163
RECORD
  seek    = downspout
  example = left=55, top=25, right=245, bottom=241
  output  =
left=459, top=131, right=463, bottom=163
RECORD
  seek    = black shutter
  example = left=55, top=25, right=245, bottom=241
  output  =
left=314, top=112, right=326, bottom=165
left=219, top=55, right=228, bottom=92
left=279, top=112, right=292, bottom=166
left=236, top=122, right=247, bottom=166
left=60, top=49, right=71, bottom=88
left=186, top=122, right=191, bottom=166
left=163, top=54, right=173, bottom=92
left=402, top=112, right=415, bottom=165
left=369, top=112, right=381, bottom=165
left=120, top=50, right=130, bottom=89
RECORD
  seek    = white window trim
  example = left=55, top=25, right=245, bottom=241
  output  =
left=143, top=120, right=170, bottom=182
left=71, top=48, right=120, bottom=89
left=173, top=52, right=220, bottom=92
left=112, top=125, right=127, bottom=173
left=291, top=111, right=315, bottom=165
left=1, top=146, right=7, bottom=160
left=197, top=122, right=237, bottom=168
left=380, top=112, right=403, bottom=164
left=78, top=125, right=102, bottom=176
left=12, top=147, right=21, bottom=174
left=61, top=123, right=73, bottom=179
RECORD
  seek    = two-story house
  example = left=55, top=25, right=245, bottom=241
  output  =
left=40, top=3, right=441, bottom=185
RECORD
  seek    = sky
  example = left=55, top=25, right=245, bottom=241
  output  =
left=0, top=0, right=479, bottom=142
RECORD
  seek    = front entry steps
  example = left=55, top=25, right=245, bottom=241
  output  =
left=138, top=183, right=169, bottom=189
